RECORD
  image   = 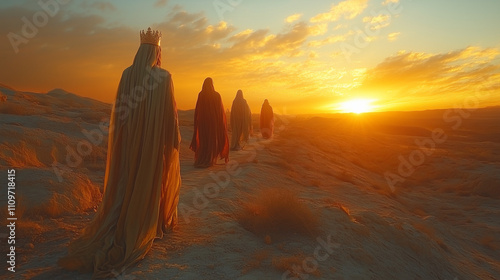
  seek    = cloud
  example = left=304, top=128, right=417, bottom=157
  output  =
left=332, top=24, right=347, bottom=31
left=387, top=32, right=400, bottom=41
left=1, top=4, right=498, bottom=114
left=285, top=13, right=303, bottom=23
left=310, top=0, right=369, bottom=23
left=308, top=30, right=354, bottom=47
left=358, top=47, right=500, bottom=110
left=362, top=14, right=391, bottom=30
left=0, top=6, right=332, bottom=113
left=309, top=23, right=329, bottom=36
left=225, top=21, right=312, bottom=59
left=0, top=6, right=136, bottom=101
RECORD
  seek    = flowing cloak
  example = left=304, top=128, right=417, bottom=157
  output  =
left=58, top=44, right=181, bottom=279
left=190, top=78, right=229, bottom=167
left=260, top=99, right=274, bottom=139
left=230, top=90, right=252, bottom=150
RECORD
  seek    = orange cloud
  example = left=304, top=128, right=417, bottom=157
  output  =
left=308, top=30, right=354, bottom=47
left=358, top=47, right=500, bottom=110
left=285, top=13, right=303, bottom=23
left=1, top=5, right=499, bottom=115
left=0, top=7, right=333, bottom=113
left=362, top=14, right=392, bottom=30
left=387, top=32, right=401, bottom=41
left=309, top=23, right=329, bottom=36
left=310, top=0, right=369, bottom=23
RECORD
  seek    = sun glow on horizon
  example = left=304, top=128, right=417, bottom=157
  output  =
left=338, top=98, right=376, bottom=114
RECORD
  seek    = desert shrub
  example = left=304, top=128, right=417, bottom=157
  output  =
left=1, top=141, right=44, bottom=168
left=25, top=175, right=102, bottom=218
left=17, top=220, right=45, bottom=239
left=236, top=187, right=320, bottom=238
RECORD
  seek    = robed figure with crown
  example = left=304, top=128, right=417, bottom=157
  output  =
left=59, top=28, right=181, bottom=278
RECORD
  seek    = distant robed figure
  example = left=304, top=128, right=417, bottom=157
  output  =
left=59, top=28, right=181, bottom=278
left=190, top=78, right=229, bottom=167
left=230, top=90, right=252, bottom=150
left=260, top=99, right=274, bottom=139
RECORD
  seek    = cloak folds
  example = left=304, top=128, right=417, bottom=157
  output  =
left=59, top=42, right=181, bottom=279
left=190, top=77, right=229, bottom=167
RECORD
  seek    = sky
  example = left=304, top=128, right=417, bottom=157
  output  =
left=0, top=0, right=499, bottom=114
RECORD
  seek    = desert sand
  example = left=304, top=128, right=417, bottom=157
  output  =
left=0, top=84, right=499, bottom=279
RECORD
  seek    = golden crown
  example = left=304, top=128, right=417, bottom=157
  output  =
left=140, top=27, right=161, bottom=46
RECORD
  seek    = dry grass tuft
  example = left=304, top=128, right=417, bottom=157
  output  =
left=236, top=187, right=320, bottom=238
left=22, top=175, right=102, bottom=219
left=17, top=220, right=45, bottom=238
left=1, top=141, right=44, bottom=168
left=331, top=202, right=357, bottom=223
left=334, top=203, right=350, bottom=216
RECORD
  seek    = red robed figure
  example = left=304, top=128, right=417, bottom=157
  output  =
left=190, top=78, right=229, bottom=167
left=260, top=99, right=274, bottom=139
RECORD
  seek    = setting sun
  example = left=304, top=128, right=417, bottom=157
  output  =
left=339, top=99, right=375, bottom=114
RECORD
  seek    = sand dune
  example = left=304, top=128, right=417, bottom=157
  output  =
left=0, top=85, right=499, bottom=279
